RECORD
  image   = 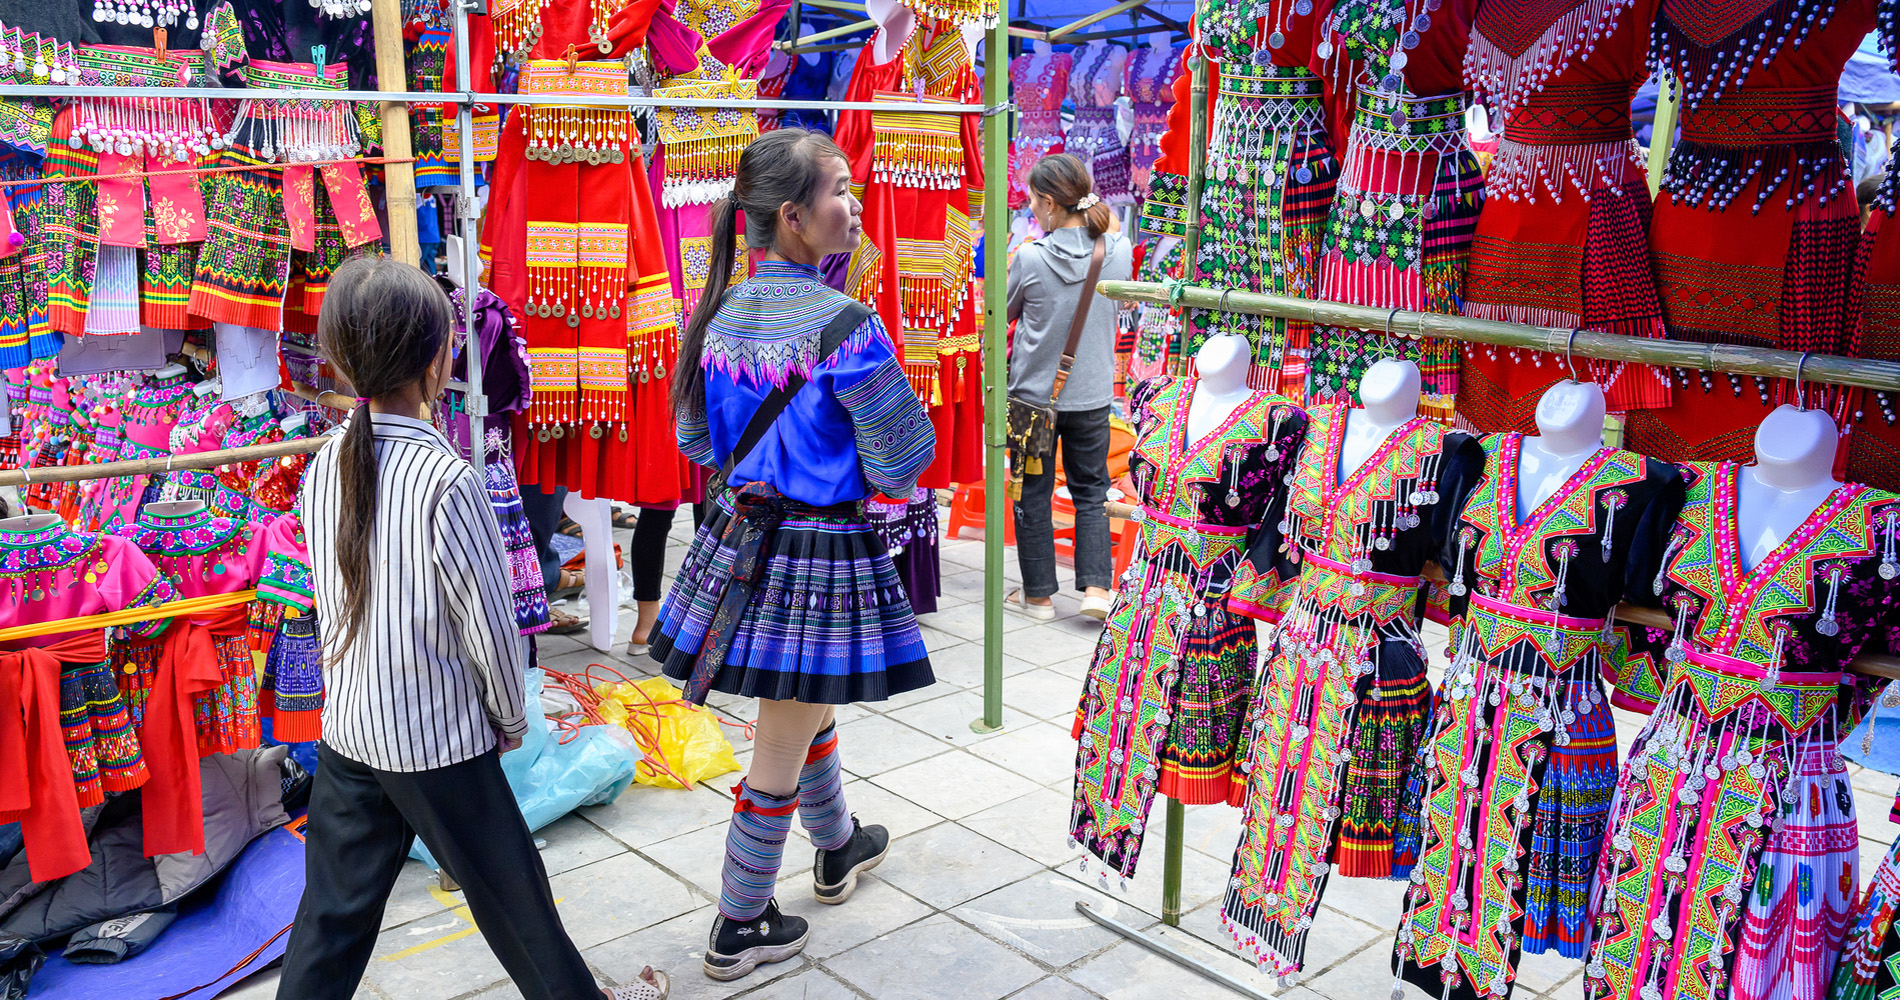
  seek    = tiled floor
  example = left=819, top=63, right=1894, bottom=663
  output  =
left=222, top=524, right=1900, bottom=1000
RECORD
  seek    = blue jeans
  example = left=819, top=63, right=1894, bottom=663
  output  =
left=1013, top=405, right=1114, bottom=600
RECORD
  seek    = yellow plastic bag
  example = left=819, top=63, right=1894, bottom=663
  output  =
left=594, top=677, right=741, bottom=790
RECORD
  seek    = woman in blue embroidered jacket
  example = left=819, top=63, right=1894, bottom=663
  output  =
left=649, top=128, right=936, bottom=983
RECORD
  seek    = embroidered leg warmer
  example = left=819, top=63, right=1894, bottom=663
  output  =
left=720, top=781, right=798, bottom=921
left=797, top=724, right=853, bottom=852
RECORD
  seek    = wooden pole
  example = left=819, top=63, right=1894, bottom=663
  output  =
left=371, top=0, right=420, bottom=265
left=0, top=437, right=327, bottom=489
left=1097, top=280, right=1900, bottom=393
left=1170, top=46, right=1211, bottom=378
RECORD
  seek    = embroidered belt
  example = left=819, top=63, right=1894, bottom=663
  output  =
left=1217, top=62, right=1325, bottom=99
left=1296, top=550, right=1423, bottom=625
left=1678, top=86, right=1836, bottom=146
left=1503, top=83, right=1633, bottom=146
left=1350, top=89, right=1471, bottom=155
left=1067, top=106, right=1123, bottom=150
left=1131, top=102, right=1170, bottom=128
left=245, top=59, right=346, bottom=91
left=1677, top=647, right=1839, bottom=734
left=1464, top=592, right=1606, bottom=676
left=1138, top=508, right=1248, bottom=572
left=1216, top=64, right=1328, bottom=134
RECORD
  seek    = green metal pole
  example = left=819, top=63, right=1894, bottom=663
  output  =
left=976, top=9, right=1010, bottom=734
left=1646, top=71, right=1677, bottom=197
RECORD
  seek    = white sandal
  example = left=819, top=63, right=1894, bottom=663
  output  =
left=605, top=968, right=669, bottom=1000
left=1004, top=588, right=1057, bottom=621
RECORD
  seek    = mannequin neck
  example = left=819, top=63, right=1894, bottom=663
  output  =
left=1032, top=39, right=1052, bottom=56
left=1355, top=359, right=1421, bottom=429
left=1526, top=381, right=1605, bottom=459
left=1748, top=405, right=1841, bottom=492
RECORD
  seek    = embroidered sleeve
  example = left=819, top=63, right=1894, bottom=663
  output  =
left=255, top=515, right=315, bottom=612
left=825, top=315, right=935, bottom=496
left=1602, top=461, right=1689, bottom=713
left=677, top=402, right=715, bottom=467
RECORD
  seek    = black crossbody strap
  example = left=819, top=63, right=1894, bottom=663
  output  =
left=719, top=301, right=874, bottom=483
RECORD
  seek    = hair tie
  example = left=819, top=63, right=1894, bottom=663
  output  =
left=1074, top=193, right=1101, bottom=211
left=354, top=397, right=369, bottom=405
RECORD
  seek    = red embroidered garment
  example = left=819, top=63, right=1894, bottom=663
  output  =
left=0, top=635, right=104, bottom=883
left=1625, top=0, right=1874, bottom=463
left=1457, top=0, right=1671, bottom=431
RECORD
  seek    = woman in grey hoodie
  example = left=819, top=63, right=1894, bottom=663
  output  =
left=1005, top=153, right=1133, bottom=621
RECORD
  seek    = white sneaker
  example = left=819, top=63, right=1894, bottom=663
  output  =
left=1005, top=589, right=1057, bottom=621
left=604, top=968, right=669, bottom=1000
left=1079, top=593, right=1114, bottom=620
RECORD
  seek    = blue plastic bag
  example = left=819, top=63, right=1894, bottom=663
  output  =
left=410, top=668, right=640, bottom=868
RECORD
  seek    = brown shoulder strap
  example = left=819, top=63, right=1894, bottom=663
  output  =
left=1048, top=235, right=1107, bottom=407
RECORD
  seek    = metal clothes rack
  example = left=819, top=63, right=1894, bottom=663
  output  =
left=0, top=0, right=1017, bottom=732
left=1073, top=36, right=1900, bottom=998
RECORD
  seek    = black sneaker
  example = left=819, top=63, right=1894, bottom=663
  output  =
left=703, top=899, right=808, bottom=982
left=813, top=817, right=889, bottom=905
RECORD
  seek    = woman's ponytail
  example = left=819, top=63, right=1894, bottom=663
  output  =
left=672, top=196, right=739, bottom=421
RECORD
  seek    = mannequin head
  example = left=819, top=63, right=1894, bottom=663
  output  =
left=1148, top=30, right=1172, bottom=50
left=1751, top=404, right=1841, bottom=490
left=1531, top=380, right=1606, bottom=455
left=1194, top=335, right=1250, bottom=393
left=1358, top=357, right=1421, bottom=424
left=866, top=0, right=915, bottom=61
left=1032, top=38, right=1053, bottom=55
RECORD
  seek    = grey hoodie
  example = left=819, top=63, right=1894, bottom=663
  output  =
left=1005, top=226, right=1133, bottom=413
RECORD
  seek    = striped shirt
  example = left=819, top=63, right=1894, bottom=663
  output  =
left=301, top=412, right=528, bottom=772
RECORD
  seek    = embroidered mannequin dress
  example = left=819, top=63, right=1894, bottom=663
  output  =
left=1590, top=465, right=1899, bottom=1000
left=1394, top=433, right=1683, bottom=999
left=1220, top=402, right=1483, bottom=975
left=1069, top=376, right=1307, bottom=878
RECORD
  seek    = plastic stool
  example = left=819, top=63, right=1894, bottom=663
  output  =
left=945, top=481, right=1015, bottom=545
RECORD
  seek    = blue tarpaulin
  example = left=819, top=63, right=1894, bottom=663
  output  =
left=1844, top=31, right=1900, bottom=105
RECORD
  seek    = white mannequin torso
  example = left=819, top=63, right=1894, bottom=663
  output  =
left=1736, top=404, right=1843, bottom=571
left=1187, top=335, right=1254, bottom=444
left=1516, top=380, right=1607, bottom=519
left=867, top=0, right=915, bottom=63
left=1028, top=39, right=1053, bottom=82
left=1340, top=358, right=1422, bottom=479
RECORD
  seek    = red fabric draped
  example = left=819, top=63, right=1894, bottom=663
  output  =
left=0, top=633, right=109, bottom=882
left=139, top=606, right=247, bottom=858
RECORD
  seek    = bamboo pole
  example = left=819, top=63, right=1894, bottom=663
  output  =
left=1170, top=48, right=1212, bottom=378
left=977, top=9, right=1011, bottom=735
left=370, top=0, right=420, bottom=266
left=0, top=437, right=327, bottom=489
left=1647, top=71, right=1679, bottom=197
left=1099, top=280, right=1900, bottom=393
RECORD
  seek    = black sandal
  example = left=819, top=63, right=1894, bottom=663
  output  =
left=611, top=507, right=639, bottom=530
left=557, top=516, right=584, bottom=538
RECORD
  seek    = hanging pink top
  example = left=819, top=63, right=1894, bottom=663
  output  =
left=111, top=507, right=312, bottom=611
left=0, top=519, right=175, bottom=650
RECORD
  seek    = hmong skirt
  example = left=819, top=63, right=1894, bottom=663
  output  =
left=653, top=489, right=934, bottom=705
left=1071, top=517, right=1255, bottom=879
left=1191, top=63, right=1338, bottom=399
left=59, top=659, right=148, bottom=807
left=118, top=631, right=261, bottom=756
left=1130, top=101, right=1169, bottom=196
left=1068, top=106, right=1132, bottom=204
left=1396, top=596, right=1620, bottom=1000
left=1223, top=555, right=1433, bottom=976
left=1009, top=109, right=1065, bottom=209
left=261, top=611, right=323, bottom=744
left=1833, top=833, right=1900, bottom=1000
left=487, top=452, right=552, bottom=635
left=1590, top=650, right=1858, bottom=1000
left=865, top=487, right=942, bottom=616
left=1307, top=90, right=1483, bottom=422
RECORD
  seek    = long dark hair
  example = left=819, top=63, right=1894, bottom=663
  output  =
left=317, top=256, right=453, bottom=658
left=672, top=127, right=849, bottom=422
left=1028, top=153, right=1113, bottom=239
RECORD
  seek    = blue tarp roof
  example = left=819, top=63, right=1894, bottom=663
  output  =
left=1845, top=31, right=1900, bottom=105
